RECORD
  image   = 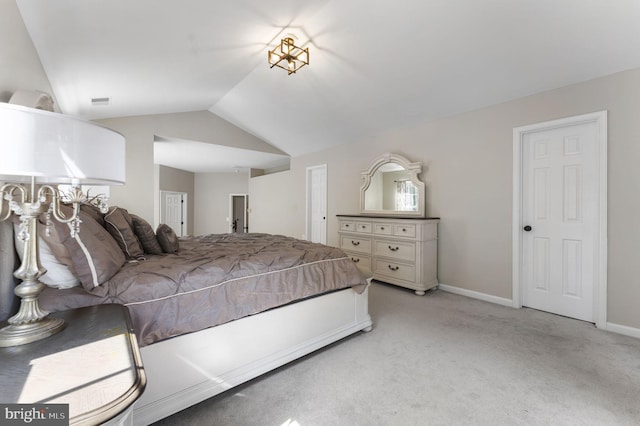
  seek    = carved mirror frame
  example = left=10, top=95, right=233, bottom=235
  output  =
left=360, top=153, right=426, bottom=217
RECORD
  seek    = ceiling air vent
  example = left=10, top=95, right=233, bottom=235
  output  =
left=91, top=97, right=110, bottom=106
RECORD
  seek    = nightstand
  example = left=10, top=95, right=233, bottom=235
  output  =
left=0, top=304, right=146, bottom=425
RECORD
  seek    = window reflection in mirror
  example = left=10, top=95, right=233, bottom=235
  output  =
left=364, top=163, right=417, bottom=211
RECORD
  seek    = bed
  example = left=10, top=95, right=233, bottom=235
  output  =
left=0, top=206, right=372, bottom=425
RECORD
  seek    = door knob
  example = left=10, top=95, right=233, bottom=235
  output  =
left=523, top=225, right=532, bottom=232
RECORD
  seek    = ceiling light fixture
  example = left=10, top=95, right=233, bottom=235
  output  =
left=268, top=37, right=309, bottom=75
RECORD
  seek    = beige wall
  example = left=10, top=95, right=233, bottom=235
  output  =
left=159, top=165, right=195, bottom=236
left=194, top=172, right=248, bottom=235
left=249, top=68, right=640, bottom=330
left=248, top=169, right=307, bottom=238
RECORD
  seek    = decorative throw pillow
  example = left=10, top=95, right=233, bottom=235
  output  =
left=104, top=207, right=145, bottom=259
left=52, top=205, right=125, bottom=293
left=80, top=203, right=105, bottom=227
left=156, top=224, right=179, bottom=253
left=15, top=234, right=80, bottom=289
left=130, top=214, right=163, bottom=255
left=13, top=222, right=81, bottom=289
left=37, top=213, right=77, bottom=273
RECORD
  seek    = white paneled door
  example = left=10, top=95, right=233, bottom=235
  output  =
left=517, top=113, right=606, bottom=323
left=161, top=191, right=186, bottom=237
left=306, top=165, right=327, bottom=244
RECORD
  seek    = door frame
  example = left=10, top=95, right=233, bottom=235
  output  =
left=160, top=190, right=187, bottom=237
left=228, top=194, right=248, bottom=233
left=512, top=111, right=607, bottom=329
left=305, top=164, right=327, bottom=243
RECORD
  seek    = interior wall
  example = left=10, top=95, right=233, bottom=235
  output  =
left=194, top=172, right=248, bottom=235
left=248, top=169, right=307, bottom=239
left=159, top=165, right=195, bottom=236
left=248, top=68, right=640, bottom=330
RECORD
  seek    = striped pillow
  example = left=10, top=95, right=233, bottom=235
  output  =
left=53, top=206, right=125, bottom=293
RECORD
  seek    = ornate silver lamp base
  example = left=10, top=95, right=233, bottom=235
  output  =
left=0, top=243, right=67, bottom=347
left=0, top=195, right=69, bottom=347
left=0, top=316, right=65, bottom=347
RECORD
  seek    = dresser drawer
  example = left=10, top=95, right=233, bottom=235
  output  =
left=373, top=223, right=392, bottom=235
left=355, top=221, right=372, bottom=233
left=339, top=220, right=356, bottom=232
left=373, top=240, right=415, bottom=261
left=344, top=252, right=372, bottom=273
left=340, top=235, right=372, bottom=254
left=393, top=224, right=416, bottom=238
left=373, top=259, right=416, bottom=283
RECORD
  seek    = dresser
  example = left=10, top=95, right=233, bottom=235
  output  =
left=337, top=215, right=439, bottom=295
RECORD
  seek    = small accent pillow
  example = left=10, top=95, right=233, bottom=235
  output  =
left=104, top=207, right=145, bottom=259
left=52, top=205, right=125, bottom=294
left=130, top=214, right=163, bottom=255
left=13, top=222, right=81, bottom=289
left=156, top=224, right=179, bottom=253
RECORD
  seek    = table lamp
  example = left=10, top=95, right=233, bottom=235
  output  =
left=0, top=102, right=125, bottom=347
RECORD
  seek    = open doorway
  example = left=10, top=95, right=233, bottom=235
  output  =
left=229, top=194, right=248, bottom=233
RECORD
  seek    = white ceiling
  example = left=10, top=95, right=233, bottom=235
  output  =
left=16, top=0, right=640, bottom=171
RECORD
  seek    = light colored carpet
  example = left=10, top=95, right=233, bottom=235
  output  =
left=153, top=281, right=640, bottom=425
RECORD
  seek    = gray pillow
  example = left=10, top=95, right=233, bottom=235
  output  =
left=53, top=205, right=125, bottom=294
left=80, top=203, right=105, bottom=227
left=104, top=207, right=145, bottom=259
left=156, top=224, right=179, bottom=253
left=13, top=222, right=81, bottom=289
left=130, top=214, right=163, bottom=255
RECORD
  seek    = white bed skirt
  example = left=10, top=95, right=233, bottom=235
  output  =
left=132, top=285, right=372, bottom=425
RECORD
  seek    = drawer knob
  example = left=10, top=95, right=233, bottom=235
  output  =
left=388, top=245, right=399, bottom=251
left=388, top=265, right=400, bottom=271
left=351, top=258, right=360, bottom=263
left=380, top=227, right=385, bottom=230
left=351, top=240, right=360, bottom=246
left=361, top=225, right=366, bottom=229
left=345, top=224, right=350, bottom=227
left=402, top=228, right=407, bottom=232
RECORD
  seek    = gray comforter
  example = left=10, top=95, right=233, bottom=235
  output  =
left=40, top=233, right=367, bottom=346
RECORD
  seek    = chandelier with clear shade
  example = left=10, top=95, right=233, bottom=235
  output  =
left=0, top=102, right=125, bottom=347
left=268, top=37, right=309, bottom=75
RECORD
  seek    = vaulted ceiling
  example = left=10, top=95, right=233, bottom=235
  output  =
left=15, top=0, right=640, bottom=169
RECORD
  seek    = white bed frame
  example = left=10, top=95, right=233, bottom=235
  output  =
left=132, top=284, right=372, bottom=425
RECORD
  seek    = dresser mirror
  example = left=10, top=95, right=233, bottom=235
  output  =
left=360, top=153, right=425, bottom=217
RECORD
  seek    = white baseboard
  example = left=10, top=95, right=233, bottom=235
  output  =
left=438, top=284, right=640, bottom=340
left=437, top=283, right=513, bottom=307
left=605, top=322, right=640, bottom=339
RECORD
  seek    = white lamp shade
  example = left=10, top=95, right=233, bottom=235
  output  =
left=0, top=103, right=125, bottom=185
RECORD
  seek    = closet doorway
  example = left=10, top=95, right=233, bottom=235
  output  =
left=229, top=194, right=248, bottom=233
